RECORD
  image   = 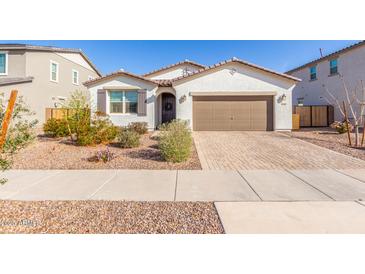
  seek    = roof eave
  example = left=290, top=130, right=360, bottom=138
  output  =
left=143, top=60, right=206, bottom=77
left=285, top=40, right=365, bottom=74
left=171, top=59, right=301, bottom=84
left=0, top=44, right=102, bottom=77
left=83, top=71, right=159, bottom=87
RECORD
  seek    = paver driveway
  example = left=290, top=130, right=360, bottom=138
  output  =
left=193, top=131, right=365, bottom=170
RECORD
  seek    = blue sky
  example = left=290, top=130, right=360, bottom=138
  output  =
left=1, top=40, right=360, bottom=75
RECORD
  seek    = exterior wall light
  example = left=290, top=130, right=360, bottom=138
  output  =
left=179, top=94, right=187, bottom=104
left=280, top=93, right=287, bottom=105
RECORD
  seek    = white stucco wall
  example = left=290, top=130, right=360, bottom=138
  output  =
left=172, top=63, right=297, bottom=131
left=147, top=64, right=202, bottom=80
left=87, top=76, right=158, bottom=129
left=289, top=44, right=365, bottom=121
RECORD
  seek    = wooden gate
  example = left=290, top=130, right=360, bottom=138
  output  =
left=293, top=105, right=334, bottom=127
left=45, top=108, right=76, bottom=120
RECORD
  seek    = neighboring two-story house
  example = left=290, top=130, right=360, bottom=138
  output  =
left=0, top=44, right=101, bottom=122
left=286, top=40, right=365, bottom=121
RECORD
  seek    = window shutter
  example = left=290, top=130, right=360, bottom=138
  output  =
left=137, top=89, right=147, bottom=116
left=97, top=89, right=107, bottom=114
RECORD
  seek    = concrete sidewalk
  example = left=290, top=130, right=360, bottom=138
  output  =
left=1, top=169, right=365, bottom=202
left=215, top=201, right=365, bottom=233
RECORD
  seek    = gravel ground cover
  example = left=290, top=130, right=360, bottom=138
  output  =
left=286, top=127, right=365, bottom=161
left=10, top=133, right=201, bottom=170
left=0, top=200, right=224, bottom=234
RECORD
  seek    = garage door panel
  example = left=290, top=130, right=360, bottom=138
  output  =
left=212, top=102, right=232, bottom=130
left=250, top=101, right=267, bottom=131
left=193, top=101, right=214, bottom=131
left=231, top=102, right=251, bottom=130
left=193, top=95, right=273, bottom=131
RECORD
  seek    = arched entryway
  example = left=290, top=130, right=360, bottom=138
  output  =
left=156, top=92, right=176, bottom=127
left=161, top=93, right=176, bottom=124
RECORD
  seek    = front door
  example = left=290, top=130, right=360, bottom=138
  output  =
left=161, top=93, right=176, bottom=124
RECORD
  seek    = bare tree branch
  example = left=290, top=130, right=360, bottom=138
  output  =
left=323, top=85, right=345, bottom=117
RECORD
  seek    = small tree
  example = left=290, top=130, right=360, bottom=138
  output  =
left=323, top=76, right=365, bottom=147
left=64, top=90, right=91, bottom=142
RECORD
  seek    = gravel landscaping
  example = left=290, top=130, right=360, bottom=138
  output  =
left=287, top=127, right=365, bottom=161
left=0, top=200, right=224, bottom=234
left=10, top=133, right=201, bottom=170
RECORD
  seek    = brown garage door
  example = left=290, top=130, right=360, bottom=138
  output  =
left=193, top=96, right=273, bottom=131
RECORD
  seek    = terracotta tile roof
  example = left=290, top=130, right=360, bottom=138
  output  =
left=0, top=44, right=102, bottom=77
left=154, top=79, right=173, bottom=87
left=171, top=57, right=301, bottom=83
left=0, top=76, right=34, bottom=86
left=285, top=40, right=365, bottom=74
left=83, top=57, right=300, bottom=88
left=143, top=60, right=206, bottom=77
left=83, top=70, right=159, bottom=87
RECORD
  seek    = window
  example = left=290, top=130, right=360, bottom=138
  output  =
left=309, top=66, right=317, bottom=80
left=329, top=58, right=338, bottom=75
left=50, top=61, right=59, bottom=82
left=109, top=91, right=138, bottom=114
left=0, top=52, right=8, bottom=75
left=72, top=69, right=79, bottom=85
left=297, top=97, right=304, bottom=106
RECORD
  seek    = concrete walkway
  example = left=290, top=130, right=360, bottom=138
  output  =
left=215, top=201, right=365, bottom=233
left=2, top=168, right=365, bottom=202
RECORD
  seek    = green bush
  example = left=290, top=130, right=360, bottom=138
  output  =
left=73, top=119, right=118, bottom=146
left=128, top=122, right=148, bottom=135
left=117, top=128, right=140, bottom=148
left=159, top=120, right=192, bottom=163
left=91, top=118, right=118, bottom=144
left=330, top=120, right=354, bottom=134
left=0, top=94, right=38, bottom=184
left=43, top=118, right=70, bottom=137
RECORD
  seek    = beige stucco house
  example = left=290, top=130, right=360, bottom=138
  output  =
left=0, top=44, right=101, bottom=122
left=84, top=58, right=300, bottom=131
left=286, top=40, right=365, bottom=121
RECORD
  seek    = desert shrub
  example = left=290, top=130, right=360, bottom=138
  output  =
left=90, top=117, right=118, bottom=144
left=0, top=93, right=38, bottom=184
left=0, top=94, right=38, bottom=153
left=87, top=148, right=115, bottom=163
left=331, top=120, right=354, bottom=134
left=64, top=90, right=91, bottom=141
left=74, top=114, right=118, bottom=146
left=117, top=128, right=140, bottom=148
left=128, top=122, right=148, bottom=135
left=158, top=119, right=192, bottom=163
left=43, top=118, right=70, bottom=137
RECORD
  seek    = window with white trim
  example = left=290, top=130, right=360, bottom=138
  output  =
left=50, top=61, right=59, bottom=82
left=109, top=90, right=138, bottom=114
left=0, top=52, right=8, bottom=75
left=72, top=69, right=79, bottom=85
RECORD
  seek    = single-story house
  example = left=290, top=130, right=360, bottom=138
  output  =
left=84, top=58, right=301, bottom=131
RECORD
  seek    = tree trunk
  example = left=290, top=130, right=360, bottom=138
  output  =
left=355, top=124, right=359, bottom=147
left=343, top=101, right=352, bottom=146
